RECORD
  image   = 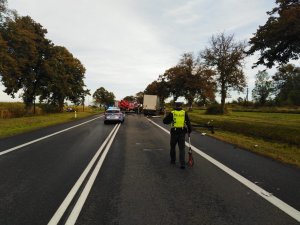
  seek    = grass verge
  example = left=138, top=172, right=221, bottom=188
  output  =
left=0, top=111, right=102, bottom=139
left=196, top=128, right=300, bottom=168
left=188, top=109, right=300, bottom=168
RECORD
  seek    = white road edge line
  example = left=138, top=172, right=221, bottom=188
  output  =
left=47, top=123, right=118, bottom=225
left=65, top=123, right=121, bottom=225
left=147, top=118, right=300, bottom=222
left=0, top=116, right=103, bottom=156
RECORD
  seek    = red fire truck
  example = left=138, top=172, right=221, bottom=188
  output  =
left=118, top=100, right=139, bottom=112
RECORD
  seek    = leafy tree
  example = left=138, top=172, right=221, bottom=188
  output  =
left=237, top=97, right=244, bottom=104
left=145, top=53, right=216, bottom=107
left=179, top=53, right=197, bottom=107
left=156, top=75, right=170, bottom=106
left=0, top=12, right=88, bottom=112
left=39, top=46, right=89, bottom=111
left=0, top=0, right=8, bottom=23
left=178, top=53, right=216, bottom=108
left=0, top=16, right=52, bottom=113
left=135, top=91, right=144, bottom=104
left=0, top=33, right=19, bottom=83
left=252, top=71, right=274, bottom=105
left=201, top=32, right=247, bottom=114
left=144, top=76, right=170, bottom=106
left=123, top=95, right=135, bottom=101
left=247, top=0, right=300, bottom=68
left=194, top=68, right=216, bottom=106
left=93, top=87, right=115, bottom=107
left=105, top=92, right=115, bottom=106
left=144, top=81, right=159, bottom=95
left=162, top=66, right=186, bottom=102
left=273, top=64, right=300, bottom=105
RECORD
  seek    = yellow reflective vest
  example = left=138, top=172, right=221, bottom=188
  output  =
left=171, top=110, right=185, bottom=128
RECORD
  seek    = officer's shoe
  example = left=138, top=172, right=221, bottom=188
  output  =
left=180, top=165, right=185, bottom=169
left=170, top=160, right=175, bottom=165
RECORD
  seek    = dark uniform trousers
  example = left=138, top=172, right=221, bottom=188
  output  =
left=170, top=128, right=186, bottom=166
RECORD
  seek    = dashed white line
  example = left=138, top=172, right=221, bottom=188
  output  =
left=147, top=118, right=300, bottom=222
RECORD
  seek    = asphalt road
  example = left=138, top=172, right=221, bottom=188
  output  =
left=0, top=114, right=299, bottom=225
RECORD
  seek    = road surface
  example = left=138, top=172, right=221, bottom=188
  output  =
left=0, top=114, right=299, bottom=225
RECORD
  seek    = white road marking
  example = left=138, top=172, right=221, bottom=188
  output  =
left=65, top=123, right=121, bottom=225
left=0, top=116, right=103, bottom=156
left=147, top=118, right=300, bottom=222
left=47, top=123, right=119, bottom=225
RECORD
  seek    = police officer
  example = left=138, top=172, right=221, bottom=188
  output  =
left=163, top=102, right=192, bottom=169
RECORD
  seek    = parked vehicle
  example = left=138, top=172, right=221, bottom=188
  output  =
left=143, top=95, right=160, bottom=116
left=66, top=107, right=75, bottom=112
left=104, top=107, right=125, bottom=124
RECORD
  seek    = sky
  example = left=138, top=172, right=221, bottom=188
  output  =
left=1, top=0, right=278, bottom=104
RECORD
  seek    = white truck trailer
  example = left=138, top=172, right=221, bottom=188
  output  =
left=143, top=94, right=160, bottom=116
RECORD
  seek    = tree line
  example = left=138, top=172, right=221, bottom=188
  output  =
left=2, top=0, right=298, bottom=114
left=0, top=0, right=89, bottom=113
left=83, top=0, right=300, bottom=112
left=143, top=0, right=299, bottom=113
left=252, top=64, right=300, bottom=106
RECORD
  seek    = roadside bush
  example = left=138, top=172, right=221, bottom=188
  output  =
left=0, top=102, right=26, bottom=118
left=206, top=104, right=229, bottom=115
left=38, top=104, right=61, bottom=113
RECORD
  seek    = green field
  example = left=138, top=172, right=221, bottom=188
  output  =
left=188, top=109, right=300, bottom=167
left=0, top=110, right=101, bottom=138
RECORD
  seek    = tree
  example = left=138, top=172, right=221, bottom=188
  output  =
left=0, top=33, right=19, bottom=84
left=0, top=0, right=8, bottom=23
left=144, top=76, right=170, bottom=106
left=247, top=0, right=300, bottom=68
left=252, top=71, right=274, bottom=105
left=0, top=16, right=52, bottom=113
left=156, top=75, right=170, bottom=106
left=123, top=95, right=135, bottom=101
left=162, top=66, right=186, bottom=102
left=178, top=53, right=216, bottom=108
left=39, top=46, right=89, bottom=111
left=201, top=32, right=247, bottom=114
left=144, top=81, right=159, bottom=95
left=145, top=53, right=216, bottom=107
left=105, top=92, right=115, bottom=106
left=179, top=53, right=197, bottom=107
left=273, top=64, right=300, bottom=105
left=193, top=68, right=216, bottom=106
left=135, top=91, right=144, bottom=104
left=93, top=87, right=115, bottom=107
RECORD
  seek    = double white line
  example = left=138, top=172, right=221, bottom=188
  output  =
left=48, top=123, right=121, bottom=225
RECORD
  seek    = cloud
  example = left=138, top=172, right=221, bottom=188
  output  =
left=1, top=0, right=277, bottom=102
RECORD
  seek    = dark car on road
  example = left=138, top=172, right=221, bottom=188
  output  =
left=104, top=107, right=125, bottom=124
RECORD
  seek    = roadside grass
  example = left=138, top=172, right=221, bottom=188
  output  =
left=0, top=110, right=102, bottom=139
left=0, top=102, right=33, bottom=118
left=196, top=129, right=300, bottom=167
left=188, top=109, right=300, bottom=168
left=229, top=105, right=300, bottom=114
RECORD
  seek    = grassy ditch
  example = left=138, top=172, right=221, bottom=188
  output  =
left=188, top=109, right=300, bottom=167
left=0, top=110, right=102, bottom=139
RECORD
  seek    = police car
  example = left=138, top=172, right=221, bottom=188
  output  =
left=104, top=107, right=125, bottom=124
